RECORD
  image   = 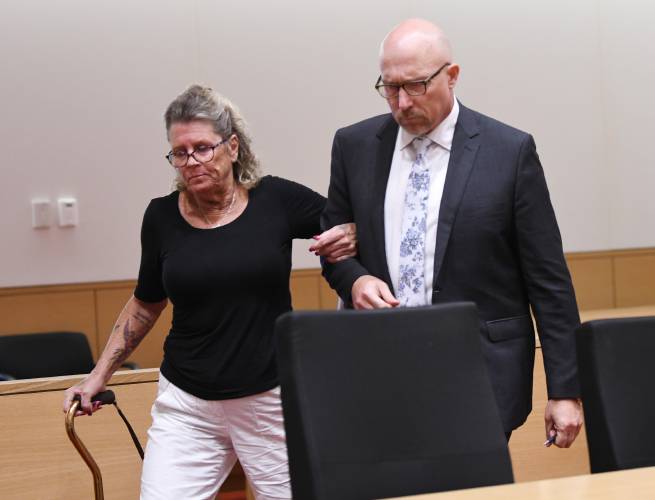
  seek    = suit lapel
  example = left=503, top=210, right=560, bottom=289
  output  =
left=371, top=116, right=398, bottom=290
left=432, top=104, right=481, bottom=288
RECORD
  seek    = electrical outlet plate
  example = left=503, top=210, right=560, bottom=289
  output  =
left=57, top=197, right=79, bottom=227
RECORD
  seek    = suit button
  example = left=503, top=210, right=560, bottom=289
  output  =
left=433, top=288, right=441, bottom=295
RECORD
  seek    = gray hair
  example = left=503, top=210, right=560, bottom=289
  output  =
left=165, top=84, right=261, bottom=190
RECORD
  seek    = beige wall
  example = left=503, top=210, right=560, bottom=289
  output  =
left=2, top=1, right=655, bottom=288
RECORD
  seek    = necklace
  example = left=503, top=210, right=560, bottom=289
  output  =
left=205, top=188, right=237, bottom=228
left=186, top=188, right=238, bottom=229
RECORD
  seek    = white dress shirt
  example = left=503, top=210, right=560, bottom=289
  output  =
left=384, top=99, right=460, bottom=305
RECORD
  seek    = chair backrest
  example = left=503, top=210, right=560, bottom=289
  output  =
left=0, top=331, right=94, bottom=379
left=576, top=316, right=655, bottom=473
left=275, top=302, right=513, bottom=500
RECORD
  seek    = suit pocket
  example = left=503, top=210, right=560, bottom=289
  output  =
left=457, top=195, right=510, bottom=221
left=486, top=315, right=534, bottom=342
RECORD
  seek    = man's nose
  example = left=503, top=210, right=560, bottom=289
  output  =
left=397, top=88, right=412, bottom=110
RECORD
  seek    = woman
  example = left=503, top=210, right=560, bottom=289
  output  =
left=63, top=84, right=356, bottom=499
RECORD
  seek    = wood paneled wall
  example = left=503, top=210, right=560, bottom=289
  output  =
left=566, top=248, right=655, bottom=310
left=1, top=247, right=654, bottom=370
left=0, top=281, right=172, bottom=370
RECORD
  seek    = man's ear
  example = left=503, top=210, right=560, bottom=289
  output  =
left=447, top=64, right=460, bottom=89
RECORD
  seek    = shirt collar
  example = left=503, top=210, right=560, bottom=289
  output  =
left=399, top=97, right=460, bottom=152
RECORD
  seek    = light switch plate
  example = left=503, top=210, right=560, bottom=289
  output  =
left=32, top=199, right=51, bottom=228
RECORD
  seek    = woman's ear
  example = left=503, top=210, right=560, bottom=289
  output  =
left=229, top=134, right=239, bottom=162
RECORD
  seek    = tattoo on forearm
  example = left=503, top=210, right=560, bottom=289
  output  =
left=122, top=318, right=143, bottom=353
left=131, top=310, right=155, bottom=329
left=109, top=347, right=126, bottom=369
left=108, top=318, right=148, bottom=370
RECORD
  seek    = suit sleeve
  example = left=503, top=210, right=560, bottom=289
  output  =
left=514, top=135, right=580, bottom=399
left=320, top=129, right=371, bottom=303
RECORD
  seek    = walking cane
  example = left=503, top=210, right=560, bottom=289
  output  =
left=65, top=390, right=144, bottom=500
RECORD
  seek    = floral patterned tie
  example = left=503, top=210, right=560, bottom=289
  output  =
left=398, top=136, right=433, bottom=307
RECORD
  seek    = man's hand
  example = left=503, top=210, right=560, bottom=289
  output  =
left=351, top=275, right=400, bottom=309
left=309, top=223, right=357, bottom=263
left=544, top=398, right=583, bottom=448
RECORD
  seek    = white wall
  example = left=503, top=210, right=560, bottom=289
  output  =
left=1, top=0, right=653, bottom=287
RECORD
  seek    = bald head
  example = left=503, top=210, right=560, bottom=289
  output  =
left=378, top=18, right=459, bottom=135
left=380, top=19, right=453, bottom=69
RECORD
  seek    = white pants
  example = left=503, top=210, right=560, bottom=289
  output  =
left=141, top=374, right=291, bottom=500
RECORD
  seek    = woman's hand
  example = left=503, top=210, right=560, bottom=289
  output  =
left=63, top=372, right=107, bottom=416
left=309, top=223, right=357, bottom=263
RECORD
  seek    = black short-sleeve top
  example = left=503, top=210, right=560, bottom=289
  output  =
left=134, top=175, right=325, bottom=399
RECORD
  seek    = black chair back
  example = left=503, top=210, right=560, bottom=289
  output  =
left=576, top=316, right=655, bottom=473
left=275, top=302, right=513, bottom=500
left=0, top=331, right=95, bottom=379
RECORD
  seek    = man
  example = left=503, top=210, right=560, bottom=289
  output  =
left=317, top=18, right=583, bottom=445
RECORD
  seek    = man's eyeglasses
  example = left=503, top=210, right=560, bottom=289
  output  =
left=374, top=62, right=451, bottom=99
left=165, top=138, right=229, bottom=168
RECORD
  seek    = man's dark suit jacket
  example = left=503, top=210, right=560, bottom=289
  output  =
left=321, top=102, right=580, bottom=431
